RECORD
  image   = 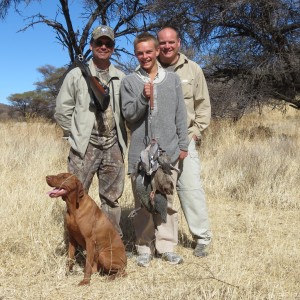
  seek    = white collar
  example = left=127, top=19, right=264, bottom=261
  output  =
left=135, top=62, right=166, bottom=84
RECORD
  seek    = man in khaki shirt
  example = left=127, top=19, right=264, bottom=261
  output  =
left=157, top=26, right=212, bottom=257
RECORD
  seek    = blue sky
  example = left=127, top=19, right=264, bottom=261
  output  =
left=0, top=1, right=134, bottom=105
left=0, top=2, right=68, bottom=104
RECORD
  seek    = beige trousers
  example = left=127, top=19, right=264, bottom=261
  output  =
left=131, top=163, right=179, bottom=255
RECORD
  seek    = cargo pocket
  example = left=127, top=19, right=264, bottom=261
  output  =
left=188, top=139, right=199, bottom=159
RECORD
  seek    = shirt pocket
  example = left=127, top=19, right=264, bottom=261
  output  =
left=181, top=78, right=194, bottom=99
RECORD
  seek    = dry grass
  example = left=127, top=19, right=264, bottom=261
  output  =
left=0, top=108, right=299, bottom=300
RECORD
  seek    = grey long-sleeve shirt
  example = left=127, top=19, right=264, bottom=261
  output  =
left=121, top=66, right=189, bottom=174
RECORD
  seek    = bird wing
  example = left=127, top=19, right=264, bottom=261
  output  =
left=135, top=172, right=153, bottom=212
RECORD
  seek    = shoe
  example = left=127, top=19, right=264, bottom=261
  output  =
left=193, top=243, right=209, bottom=257
left=136, top=253, right=152, bottom=267
left=161, top=252, right=183, bottom=265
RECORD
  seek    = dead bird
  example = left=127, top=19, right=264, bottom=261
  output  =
left=157, top=151, right=173, bottom=175
left=135, top=171, right=169, bottom=223
left=151, top=167, right=173, bottom=196
left=132, top=140, right=177, bottom=223
left=135, top=171, right=153, bottom=213
left=139, top=139, right=160, bottom=175
left=134, top=166, right=174, bottom=223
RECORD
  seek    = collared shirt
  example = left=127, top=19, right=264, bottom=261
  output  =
left=160, top=53, right=211, bottom=140
left=55, top=59, right=127, bottom=157
left=135, top=63, right=166, bottom=84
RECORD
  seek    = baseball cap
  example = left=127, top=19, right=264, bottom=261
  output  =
left=92, top=25, right=114, bottom=41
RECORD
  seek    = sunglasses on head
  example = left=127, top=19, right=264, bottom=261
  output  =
left=94, top=40, right=115, bottom=48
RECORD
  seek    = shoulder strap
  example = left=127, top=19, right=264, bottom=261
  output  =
left=55, top=55, right=110, bottom=111
left=55, top=61, right=77, bottom=91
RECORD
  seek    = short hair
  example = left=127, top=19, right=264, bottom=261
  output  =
left=134, top=32, right=159, bottom=50
left=157, top=26, right=180, bottom=39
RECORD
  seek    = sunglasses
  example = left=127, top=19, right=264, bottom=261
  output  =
left=94, top=40, right=115, bottom=48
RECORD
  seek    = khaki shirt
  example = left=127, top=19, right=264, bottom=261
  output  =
left=55, top=60, right=127, bottom=157
left=171, top=53, right=211, bottom=140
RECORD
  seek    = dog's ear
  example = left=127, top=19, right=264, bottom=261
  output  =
left=76, top=180, right=85, bottom=206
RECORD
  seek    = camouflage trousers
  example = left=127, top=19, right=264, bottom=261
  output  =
left=67, top=142, right=125, bottom=236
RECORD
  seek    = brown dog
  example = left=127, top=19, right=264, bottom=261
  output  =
left=46, top=173, right=127, bottom=286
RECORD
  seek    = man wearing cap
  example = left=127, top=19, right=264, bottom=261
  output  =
left=55, top=25, right=127, bottom=236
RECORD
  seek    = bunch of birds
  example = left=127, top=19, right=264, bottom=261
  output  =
left=135, top=139, right=178, bottom=222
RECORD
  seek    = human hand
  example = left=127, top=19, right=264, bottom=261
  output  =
left=192, top=134, right=201, bottom=147
left=179, top=150, right=188, bottom=160
left=143, top=83, right=151, bottom=99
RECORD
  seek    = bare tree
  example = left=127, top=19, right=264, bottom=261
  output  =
left=16, top=0, right=164, bottom=67
left=0, top=0, right=36, bottom=19
left=3, top=0, right=300, bottom=119
left=151, top=0, right=300, bottom=116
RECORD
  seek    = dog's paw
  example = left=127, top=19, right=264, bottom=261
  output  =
left=78, top=278, right=90, bottom=286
